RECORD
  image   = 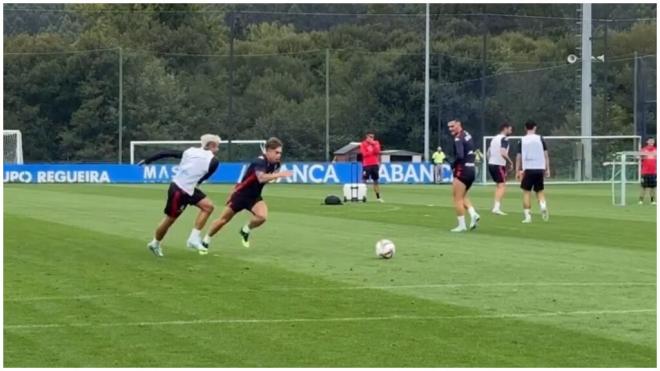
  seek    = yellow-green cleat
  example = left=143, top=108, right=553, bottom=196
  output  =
left=239, top=229, right=250, bottom=248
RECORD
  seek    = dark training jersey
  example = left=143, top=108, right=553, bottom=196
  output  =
left=452, top=130, right=476, bottom=168
left=232, top=155, right=281, bottom=199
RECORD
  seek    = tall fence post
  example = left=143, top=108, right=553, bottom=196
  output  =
left=325, top=49, right=330, bottom=162
left=118, top=46, right=123, bottom=164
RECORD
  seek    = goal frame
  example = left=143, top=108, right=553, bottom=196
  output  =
left=604, top=151, right=644, bottom=206
left=481, top=135, right=642, bottom=184
left=130, top=139, right=266, bottom=164
left=3, top=130, right=24, bottom=164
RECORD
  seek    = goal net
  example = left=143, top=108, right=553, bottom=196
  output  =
left=130, top=139, right=266, bottom=164
left=605, top=151, right=643, bottom=206
left=3, top=130, right=24, bottom=164
left=481, top=135, right=641, bottom=184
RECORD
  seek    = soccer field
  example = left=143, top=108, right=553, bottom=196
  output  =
left=3, top=183, right=657, bottom=367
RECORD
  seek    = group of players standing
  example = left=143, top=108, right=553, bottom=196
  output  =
left=358, top=119, right=551, bottom=232
left=447, top=119, right=550, bottom=231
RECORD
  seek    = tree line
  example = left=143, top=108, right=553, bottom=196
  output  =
left=3, top=3, right=656, bottom=162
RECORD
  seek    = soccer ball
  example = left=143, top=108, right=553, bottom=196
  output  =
left=375, top=239, right=395, bottom=259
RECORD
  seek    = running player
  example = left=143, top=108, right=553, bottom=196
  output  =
left=140, top=134, right=221, bottom=257
left=448, top=120, right=480, bottom=232
left=487, top=122, right=514, bottom=215
left=202, top=137, right=293, bottom=249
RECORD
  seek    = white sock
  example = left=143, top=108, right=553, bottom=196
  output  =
left=539, top=200, right=547, bottom=210
left=203, top=235, right=212, bottom=245
left=189, top=228, right=201, bottom=241
left=457, top=216, right=466, bottom=229
left=493, top=201, right=501, bottom=211
left=468, top=206, right=478, bottom=218
left=524, top=209, right=531, bottom=219
left=151, top=238, right=160, bottom=246
left=242, top=225, right=251, bottom=234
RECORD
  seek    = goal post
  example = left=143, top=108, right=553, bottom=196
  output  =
left=481, top=135, right=642, bottom=184
left=130, top=139, right=266, bottom=164
left=3, top=130, right=24, bottom=164
left=605, top=151, right=644, bottom=206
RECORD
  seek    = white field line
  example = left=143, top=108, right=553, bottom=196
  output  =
left=4, top=309, right=655, bottom=330
left=4, top=281, right=655, bottom=303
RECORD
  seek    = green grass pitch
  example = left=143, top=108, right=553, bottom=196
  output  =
left=3, top=183, right=657, bottom=367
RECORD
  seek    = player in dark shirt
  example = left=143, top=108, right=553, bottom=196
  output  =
left=202, top=137, right=293, bottom=248
left=448, top=120, right=480, bottom=232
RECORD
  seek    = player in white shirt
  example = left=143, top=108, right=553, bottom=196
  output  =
left=138, top=134, right=221, bottom=257
left=487, top=123, right=514, bottom=215
left=515, top=121, right=550, bottom=223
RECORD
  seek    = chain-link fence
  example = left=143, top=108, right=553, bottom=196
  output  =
left=3, top=4, right=656, bottom=163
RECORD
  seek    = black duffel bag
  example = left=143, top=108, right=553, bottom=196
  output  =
left=324, top=195, right=343, bottom=205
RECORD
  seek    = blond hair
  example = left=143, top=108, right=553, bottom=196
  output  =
left=201, top=134, right=221, bottom=149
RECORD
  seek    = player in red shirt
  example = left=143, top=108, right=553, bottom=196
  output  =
left=359, top=131, right=383, bottom=202
left=639, top=137, right=657, bottom=205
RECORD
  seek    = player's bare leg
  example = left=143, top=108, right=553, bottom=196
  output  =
left=148, top=215, right=177, bottom=257
left=240, top=201, right=268, bottom=248
left=650, top=188, right=656, bottom=205
left=193, top=197, right=215, bottom=230
left=639, top=186, right=647, bottom=204
left=202, top=206, right=237, bottom=249
left=522, top=190, right=532, bottom=223
left=451, top=179, right=468, bottom=232
left=492, top=183, right=507, bottom=215
left=186, top=197, right=214, bottom=254
left=536, top=190, right=549, bottom=221
left=373, top=181, right=383, bottom=202
left=463, top=195, right=480, bottom=230
left=208, top=206, right=238, bottom=235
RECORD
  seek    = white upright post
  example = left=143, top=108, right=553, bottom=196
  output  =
left=424, top=3, right=430, bottom=162
left=620, top=152, right=626, bottom=206
left=581, top=4, right=593, bottom=180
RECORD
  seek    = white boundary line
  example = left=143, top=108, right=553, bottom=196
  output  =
left=4, top=282, right=655, bottom=302
left=5, top=309, right=655, bottom=330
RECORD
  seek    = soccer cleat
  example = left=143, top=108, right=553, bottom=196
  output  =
left=541, top=208, right=549, bottom=222
left=199, top=241, right=210, bottom=255
left=652, top=201, right=657, bottom=206
left=186, top=238, right=208, bottom=254
left=522, top=218, right=532, bottom=224
left=377, top=198, right=385, bottom=203
left=239, top=229, right=251, bottom=248
left=469, top=214, right=480, bottom=230
left=492, top=209, right=507, bottom=216
left=639, top=201, right=644, bottom=205
left=147, top=242, right=164, bottom=257
left=450, top=226, right=467, bottom=232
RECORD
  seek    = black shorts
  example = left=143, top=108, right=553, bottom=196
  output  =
left=362, top=165, right=380, bottom=181
left=227, top=193, right=263, bottom=214
left=521, top=169, right=545, bottom=192
left=642, top=174, right=657, bottom=188
left=164, top=183, right=206, bottom=218
left=454, top=165, right=476, bottom=191
left=488, top=164, right=507, bottom=184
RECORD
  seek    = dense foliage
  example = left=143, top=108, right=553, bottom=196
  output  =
left=4, top=4, right=656, bottom=162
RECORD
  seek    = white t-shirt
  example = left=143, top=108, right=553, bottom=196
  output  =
left=520, top=134, right=547, bottom=170
left=487, top=134, right=509, bottom=166
left=173, top=147, right=215, bottom=195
